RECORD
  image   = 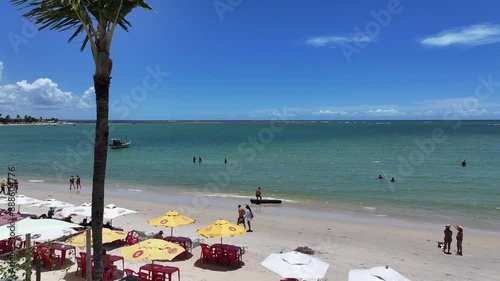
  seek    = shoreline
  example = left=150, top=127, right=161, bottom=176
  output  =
left=5, top=182, right=499, bottom=281
left=18, top=181, right=500, bottom=236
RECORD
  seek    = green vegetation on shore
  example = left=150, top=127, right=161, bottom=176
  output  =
left=0, top=113, right=58, bottom=124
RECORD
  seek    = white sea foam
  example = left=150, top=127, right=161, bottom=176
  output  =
left=28, top=180, right=44, bottom=183
left=128, top=188, right=142, bottom=192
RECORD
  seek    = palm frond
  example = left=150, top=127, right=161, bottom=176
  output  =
left=10, top=0, right=153, bottom=54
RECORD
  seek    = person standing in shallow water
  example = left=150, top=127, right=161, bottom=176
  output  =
left=193, top=156, right=196, bottom=163
left=69, top=175, right=75, bottom=190
left=461, top=160, right=467, bottom=167
left=76, top=175, right=81, bottom=189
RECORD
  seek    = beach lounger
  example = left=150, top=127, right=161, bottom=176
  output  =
left=134, top=230, right=154, bottom=241
left=190, top=236, right=204, bottom=249
left=235, top=244, right=248, bottom=254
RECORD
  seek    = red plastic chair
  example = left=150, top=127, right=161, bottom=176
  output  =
left=200, top=243, right=215, bottom=263
left=75, top=256, right=86, bottom=277
left=152, top=273, right=165, bottom=281
left=138, top=271, right=150, bottom=281
left=213, top=247, right=225, bottom=264
left=124, top=231, right=138, bottom=245
left=42, top=250, right=61, bottom=270
left=127, top=237, right=139, bottom=245
left=124, top=268, right=138, bottom=276
left=226, top=248, right=240, bottom=267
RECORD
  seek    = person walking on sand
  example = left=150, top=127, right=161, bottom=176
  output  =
left=237, top=205, right=246, bottom=228
left=443, top=224, right=453, bottom=254
left=245, top=205, right=254, bottom=232
left=69, top=175, right=75, bottom=190
left=0, top=178, right=6, bottom=195
left=455, top=225, right=463, bottom=255
left=76, top=175, right=81, bottom=189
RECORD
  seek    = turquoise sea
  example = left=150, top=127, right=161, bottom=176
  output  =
left=1, top=120, right=499, bottom=231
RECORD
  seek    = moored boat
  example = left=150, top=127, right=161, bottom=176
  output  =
left=109, top=138, right=131, bottom=149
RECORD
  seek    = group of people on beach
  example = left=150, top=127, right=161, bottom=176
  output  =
left=69, top=175, right=81, bottom=190
left=442, top=224, right=463, bottom=256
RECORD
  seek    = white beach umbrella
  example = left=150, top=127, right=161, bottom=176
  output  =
left=103, top=204, right=137, bottom=220
left=261, top=251, right=329, bottom=280
left=349, top=266, right=412, bottom=281
left=27, top=198, right=75, bottom=209
left=22, top=227, right=78, bottom=242
left=57, top=202, right=92, bottom=217
left=0, top=194, right=43, bottom=206
left=0, top=217, right=81, bottom=240
left=0, top=194, right=43, bottom=212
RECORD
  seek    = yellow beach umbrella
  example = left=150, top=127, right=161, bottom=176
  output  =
left=66, top=228, right=127, bottom=249
left=120, top=239, right=185, bottom=261
left=195, top=219, right=246, bottom=244
left=147, top=211, right=195, bottom=236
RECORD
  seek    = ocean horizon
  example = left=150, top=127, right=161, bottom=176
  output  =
left=1, top=120, right=499, bottom=231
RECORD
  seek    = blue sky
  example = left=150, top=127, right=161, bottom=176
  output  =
left=1, top=0, right=500, bottom=120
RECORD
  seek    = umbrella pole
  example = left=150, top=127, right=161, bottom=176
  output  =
left=171, top=227, right=173, bottom=237
left=85, top=228, right=92, bottom=281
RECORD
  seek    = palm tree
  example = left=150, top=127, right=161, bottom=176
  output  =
left=10, top=1, right=152, bottom=280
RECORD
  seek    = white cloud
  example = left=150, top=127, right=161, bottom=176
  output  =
left=306, top=35, right=373, bottom=48
left=0, top=77, right=94, bottom=112
left=420, top=23, right=500, bottom=47
left=79, top=87, right=95, bottom=109
left=366, top=108, right=402, bottom=116
left=257, top=97, right=500, bottom=119
left=0, top=61, right=3, bottom=82
left=313, top=110, right=350, bottom=116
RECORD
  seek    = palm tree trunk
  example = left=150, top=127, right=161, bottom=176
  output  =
left=91, top=69, right=110, bottom=281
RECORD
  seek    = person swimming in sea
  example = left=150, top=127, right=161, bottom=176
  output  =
left=378, top=174, right=383, bottom=179
left=461, top=160, right=467, bottom=167
left=390, top=177, right=395, bottom=182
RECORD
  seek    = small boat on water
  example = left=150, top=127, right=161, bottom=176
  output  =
left=250, top=199, right=282, bottom=204
left=109, top=138, right=131, bottom=149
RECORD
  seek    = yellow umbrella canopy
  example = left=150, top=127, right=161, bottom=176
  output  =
left=66, top=228, right=127, bottom=249
left=147, top=211, right=195, bottom=236
left=120, top=238, right=185, bottom=261
left=196, top=219, right=246, bottom=244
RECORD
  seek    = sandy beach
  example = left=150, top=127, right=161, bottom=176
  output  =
left=3, top=182, right=499, bottom=281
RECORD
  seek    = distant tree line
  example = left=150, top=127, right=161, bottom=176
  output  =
left=0, top=113, right=59, bottom=124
